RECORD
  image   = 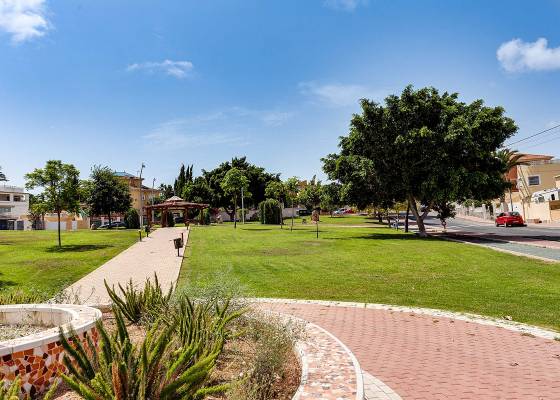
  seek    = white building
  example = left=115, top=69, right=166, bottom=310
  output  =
left=0, top=185, right=30, bottom=230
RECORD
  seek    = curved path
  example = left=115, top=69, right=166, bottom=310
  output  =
left=261, top=301, right=560, bottom=399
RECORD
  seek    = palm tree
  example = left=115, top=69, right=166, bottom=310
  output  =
left=495, top=149, right=528, bottom=212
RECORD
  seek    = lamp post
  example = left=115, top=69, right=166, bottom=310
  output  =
left=139, top=163, right=145, bottom=230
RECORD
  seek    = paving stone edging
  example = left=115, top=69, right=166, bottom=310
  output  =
left=267, top=311, right=364, bottom=400
left=251, top=298, right=560, bottom=341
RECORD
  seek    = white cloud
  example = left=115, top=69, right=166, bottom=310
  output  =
left=143, top=107, right=293, bottom=150
left=497, top=38, right=560, bottom=72
left=0, top=0, right=49, bottom=43
left=127, top=59, right=194, bottom=79
left=323, top=0, right=367, bottom=11
left=299, top=81, right=385, bottom=107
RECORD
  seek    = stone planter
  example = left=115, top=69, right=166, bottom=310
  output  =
left=0, top=304, right=101, bottom=398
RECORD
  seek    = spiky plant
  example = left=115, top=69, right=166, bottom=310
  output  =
left=105, top=274, right=175, bottom=324
left=0, top=377, right=58, bottom=400
left=59, top=308, right=229, bottom=399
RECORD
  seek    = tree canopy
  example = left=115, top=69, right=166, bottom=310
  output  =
left=25, top=160, right=81, bottom=246
left=323, top=85, right=517, bottom=235
left=85, top=166, right=132, bottom=227
left=220, top=167, right=249, bottom=228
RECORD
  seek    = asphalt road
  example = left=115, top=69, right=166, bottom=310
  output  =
left=422, top=215, right=560, bottom=240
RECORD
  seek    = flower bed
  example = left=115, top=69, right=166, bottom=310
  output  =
left=0, top=304, right=101, bottom=398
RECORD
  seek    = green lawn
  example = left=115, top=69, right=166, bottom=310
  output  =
left=0, top=230, right=138, bottom=298
left=180, top=222, right=560, bottom=331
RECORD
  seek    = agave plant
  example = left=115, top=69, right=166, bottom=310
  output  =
left=0, top=377, right=58, bottom=400
left=105, top=274, right=174, bottom=324
left=59, top=308, right=229, bottom=400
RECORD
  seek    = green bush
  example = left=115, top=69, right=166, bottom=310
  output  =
left=258, top=199, right=281, bottom=225
left=166, top=211, right=175, bottom=227
left=203, top=209, right=211, bottom=225
left=125, top=208, right=140, bottom=229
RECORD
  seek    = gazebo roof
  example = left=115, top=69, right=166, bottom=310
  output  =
left=145, top=199, right=210, bottom=210
left=166, top=195, right=184, bottom=202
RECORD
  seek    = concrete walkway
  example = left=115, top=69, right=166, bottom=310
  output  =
left=66, top=227, right=188, bottom=304
left=263, top=301, right=560, bottom=400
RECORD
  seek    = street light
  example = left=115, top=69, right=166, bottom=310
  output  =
left=139, top=163, right=145, bottom=230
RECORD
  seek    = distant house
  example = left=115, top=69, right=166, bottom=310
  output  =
left=114, top=171, right=162, bottom=224
left=0, top=185, right=30, bottom=230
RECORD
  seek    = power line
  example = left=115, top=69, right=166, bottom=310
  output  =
left=504, top=123, right=560, bottom=147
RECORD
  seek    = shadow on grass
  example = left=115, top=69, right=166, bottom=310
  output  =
left=0, top=273, right=16, bottom=290
left=45, top=244, right=111, bottom=253
left=331, top=232, right=431, bottom=241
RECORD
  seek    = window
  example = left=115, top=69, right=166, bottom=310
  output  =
left=13, top=195, right=24, bottom=202
left=0, top=207, right=10, bottom=213
left=528, top=175, right=540, bottom=186
left=552, top=194, right=556, bottom=201
left=0, top=194, right=9, bottom=201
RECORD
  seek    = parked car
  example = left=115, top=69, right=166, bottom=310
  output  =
left=495, top=212, right=526, bottom=227
left=98, top=221, right=127, bottom=229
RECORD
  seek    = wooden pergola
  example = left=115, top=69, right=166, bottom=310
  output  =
left=145, top=196, right=210, bottom=227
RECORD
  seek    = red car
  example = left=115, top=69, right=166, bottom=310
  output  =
left=495, top=212, right=526, bottom=227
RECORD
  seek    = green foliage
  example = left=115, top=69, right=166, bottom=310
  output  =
left=0, top=289, right=43, bottom=305
left=298, top=176, right=322, bottom=209
left=159, top=183, right=175, bottom=200
left=85, top=166, right=132, bottom=227
left=203, top=209, right=211, bottom=225
left=259, top=199, right=281, bottom=224
left=105, top=274, right=174, bottom=324
left=264, top=181, right=286, bottom=204
left=320, top=182, right=343, bottom=214
left=323, top=85, right=518, bottom=235
left=0, top=377, right=58, bottom=400
left=25, top=160, right=81, bottom=246
left=167, top=211, right=176, bottom=227
left=59, top=308, right=228, bottom=400
left=174, top=164, right=194, bottom=198
left=125, top=208, right=140, bottom=229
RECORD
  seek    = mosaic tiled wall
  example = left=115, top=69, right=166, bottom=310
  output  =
left=0, top=327, right=99, bottom=398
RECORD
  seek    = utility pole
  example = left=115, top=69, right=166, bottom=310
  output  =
left=151, top=178, right=156, bottom=205
left=139, top=163, right=145, bottom=230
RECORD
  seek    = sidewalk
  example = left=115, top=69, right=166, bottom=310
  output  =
left=66, top=227, right=188, bottom=304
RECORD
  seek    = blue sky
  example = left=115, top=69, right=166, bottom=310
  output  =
left=1, top=0, right=560, bottom=188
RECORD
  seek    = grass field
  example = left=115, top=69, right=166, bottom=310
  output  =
left=0, top=229, right=138, bottom=298
left=180, top=221, right=560, bottom=330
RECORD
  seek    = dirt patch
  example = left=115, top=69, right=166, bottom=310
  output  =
left=0, top=324, right=47, bottom=341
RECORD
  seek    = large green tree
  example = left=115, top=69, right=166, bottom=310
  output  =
left=25, top=160, right=81, bottom=246
left=220, top=167, right=249, bottom=229
left=320, top=182, right=343, bottom=216
left=85, top=166, right=132, bottom=229
left=323, top=86, right=517, bottom=236
left=299, top=176, right=322, bottom=210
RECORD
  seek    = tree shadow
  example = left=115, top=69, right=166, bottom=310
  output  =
left=45, top=244, right=111, bottom=253
left=0, top=272, right=16, bottom=290
left=332, top=232, right=431, bottom=241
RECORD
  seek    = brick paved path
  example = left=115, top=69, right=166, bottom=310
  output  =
left=263, top=302, right=560, bottom=399
left=67, top=227, right=188, bottom=305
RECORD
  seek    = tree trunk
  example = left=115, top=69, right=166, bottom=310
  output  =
left=234, top=195, right=237, bottom=229
left=279, top=198, right=283, bottom=229
left=408, top=195, right=427, bottom=237
left=508, top=188, right=514, bottom=211
left=291, top=199, right=294, bottom=231
left=108, top=210, right=112, bottom=229
left=57, top=210, right=61, bottom=247
left=405, top=201, right=410, bottom=233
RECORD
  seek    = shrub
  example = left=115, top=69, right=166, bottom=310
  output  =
left=203, top=209, right=211, bottom=225
left=228, top=313, right=300, bottom=400
left=0, top=377, right=58, bottom=400
left=125, top=208, right=140, bottom=229
left=258, top=199, right=281, bottom=224
left=105, top=274, right=174, bottom=324
left=166, top=211, right=175, bottom=227
left=0, top=289, right=43, bottom=305
left=59, top=309, right=229, bottom=400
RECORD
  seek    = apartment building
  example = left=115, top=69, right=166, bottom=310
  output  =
left=0, top=185, right=30, bottom=230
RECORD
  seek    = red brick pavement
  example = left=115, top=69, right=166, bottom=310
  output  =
left=263, top=302, right=560, bottom=399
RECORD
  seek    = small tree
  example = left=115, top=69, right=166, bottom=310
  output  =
left=25, top=160, right=81, bottom=247
left=125, top=208, right=140, bottom=229
left=259, top=199, right=281, bottom=224
left=85, top=166, right=132, bottom=229
left=265, top=181, right=286, bottom=228
left=495, top=148, right=528, bottom=212
left=299, top=176, right=322, bottom=210
left=285, top=177, right=300, bottom=231
left=28, top=193, right=49, bottom=230
left=320, top=182, right=342, bottom=217
left=166, top=211, right=175, bottom=227
left=220, top=168, right=249, bottom=229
